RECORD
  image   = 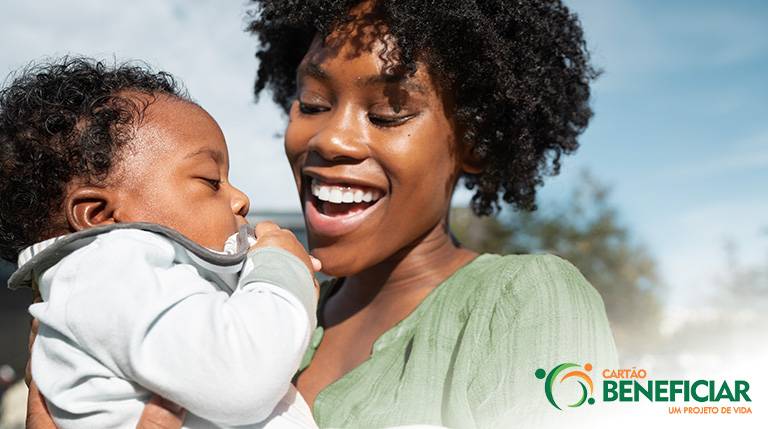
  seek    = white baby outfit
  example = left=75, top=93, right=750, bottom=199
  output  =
left=8, top=223, right=318, bottom=429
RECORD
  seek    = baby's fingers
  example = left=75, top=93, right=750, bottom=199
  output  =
left=310, top=256, right=322, bottom=272
left=254, top=221, right=280, bottom=238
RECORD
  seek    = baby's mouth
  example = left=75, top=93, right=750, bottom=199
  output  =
left=309, top=178, right=384, bottom=217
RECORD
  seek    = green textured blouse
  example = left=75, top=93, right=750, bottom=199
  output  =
left=297, top=253, right=619, bottom=428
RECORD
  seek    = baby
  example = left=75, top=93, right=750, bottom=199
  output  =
left=0, top=58, right=319, bottom=428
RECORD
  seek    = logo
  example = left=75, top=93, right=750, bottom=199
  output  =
left=534, top=363, right=753, bottom=415
left=535, top=362, right=595, bottom=410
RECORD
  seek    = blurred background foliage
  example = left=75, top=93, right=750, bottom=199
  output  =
left=453, top=170, right=767, bottom=366
left=453, top=170, right=664, bottom=359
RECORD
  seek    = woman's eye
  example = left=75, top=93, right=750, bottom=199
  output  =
left=299, top=101, right=329, bottom=115
left=368, top=113, right=415, bottom=127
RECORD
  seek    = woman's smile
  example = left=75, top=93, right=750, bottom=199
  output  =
left=303, top=172, right=388, bottom=237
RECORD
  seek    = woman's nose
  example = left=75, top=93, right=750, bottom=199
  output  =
left=307, top=106, right=368, bottom=162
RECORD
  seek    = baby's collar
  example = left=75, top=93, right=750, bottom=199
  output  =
left=8, top=223, right=254, bottom=290
left=16, top=235, right=66, bottom=268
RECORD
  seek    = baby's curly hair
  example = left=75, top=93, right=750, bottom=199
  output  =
left=0, top=57, right=187, bottom=261
left=248, top=0, right=597, bottom=216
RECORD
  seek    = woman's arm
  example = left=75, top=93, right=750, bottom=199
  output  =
left=27, top=382, right=55, bottom=429
left=26, top=311, right=57, bottom=429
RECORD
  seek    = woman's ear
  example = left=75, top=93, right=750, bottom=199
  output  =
left=460, top=141, right=483, bottom=175
left=64, top=187, right=119, bottom=231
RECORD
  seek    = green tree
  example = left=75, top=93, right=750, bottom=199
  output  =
left=452, top=170, right=663, bottom=359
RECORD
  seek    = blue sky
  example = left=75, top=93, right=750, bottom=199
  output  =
left=1, top=0, right=766, bottom=319
left=553, top=0, right=768, bottom=315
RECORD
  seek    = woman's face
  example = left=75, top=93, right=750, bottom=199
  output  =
left=285, top=22, right=467, bottom=277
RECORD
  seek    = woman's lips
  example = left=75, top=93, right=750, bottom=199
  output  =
left=304, top=178, right=386, bottom=238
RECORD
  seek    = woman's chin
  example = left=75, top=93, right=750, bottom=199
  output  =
left=311, top=246, right=363, bottom=279
left=314, top=256, right=351, bottom=279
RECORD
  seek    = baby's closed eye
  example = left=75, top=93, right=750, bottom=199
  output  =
left=198, top=177, right=221, bottom=191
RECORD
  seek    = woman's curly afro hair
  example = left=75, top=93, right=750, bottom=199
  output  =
left=248, top=0, right=598, bottom=216
left=0, top=57, right=187, bottom=261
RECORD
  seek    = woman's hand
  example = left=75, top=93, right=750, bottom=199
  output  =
left=26, top=382, right=186, bottom=429
left=135, top=396, right=187, bottom=429
left=26, top=381, right=54, bottom=429
left=25, top=293, right=54, bottom=428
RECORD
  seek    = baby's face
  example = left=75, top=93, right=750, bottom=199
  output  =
left=107, top=95, right=250, bottom=250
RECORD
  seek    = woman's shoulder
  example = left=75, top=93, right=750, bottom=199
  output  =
left=469, top=253, right=608, bottom=320
left=471, top=253, right=619, bottom=377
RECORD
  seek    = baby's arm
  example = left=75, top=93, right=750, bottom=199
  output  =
left=57, top=229, right=316, bottom=426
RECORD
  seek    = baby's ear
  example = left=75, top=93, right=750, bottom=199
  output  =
left=65, top=187, right=118, bottom=231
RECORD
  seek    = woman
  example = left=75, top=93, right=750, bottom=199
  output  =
left=28, top=0, right=617, bottom=427
left=250, top=1, right=617, bottom=426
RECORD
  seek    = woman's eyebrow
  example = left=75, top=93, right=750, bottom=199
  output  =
left=298, top=62, right=427, bottom=94
left=298, top=62, right=329, bottom=81
left=357, top=74, right=427, bottom=94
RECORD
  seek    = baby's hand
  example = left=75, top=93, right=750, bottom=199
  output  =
left=252, top=221, right=322, bottom=274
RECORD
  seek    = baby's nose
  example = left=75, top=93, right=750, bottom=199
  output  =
left=230, top=186, right=250, bottom=217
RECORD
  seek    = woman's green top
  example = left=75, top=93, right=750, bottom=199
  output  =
left=297, top=253, right=619, bottom=428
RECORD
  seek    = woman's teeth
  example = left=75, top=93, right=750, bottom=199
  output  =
left=311, top=181, right=383, bottom=204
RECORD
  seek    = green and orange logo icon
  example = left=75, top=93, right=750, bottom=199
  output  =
left=535, top=362, right=595, bottom=410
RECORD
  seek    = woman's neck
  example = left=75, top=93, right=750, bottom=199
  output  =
left=334, top=217, right=478, bottom=311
